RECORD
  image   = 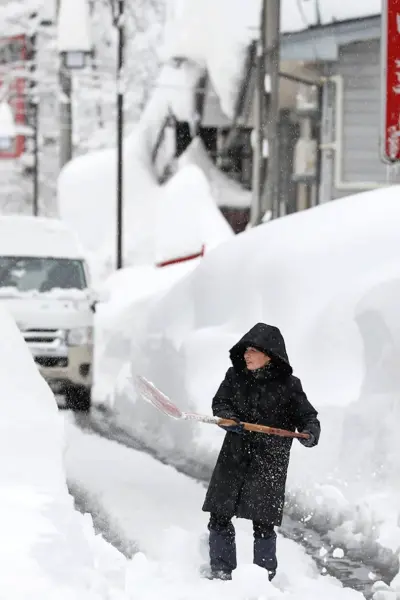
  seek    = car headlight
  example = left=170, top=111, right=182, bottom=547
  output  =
left=67, top=327, right=93, bottom=346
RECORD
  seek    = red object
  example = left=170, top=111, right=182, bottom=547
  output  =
left=156, top=244, right=205, bottom=268
left=135, top=375, right=183, bottom=420
left=382, top=0, right=400, bottom=163
left=0, top=34, right=26, bottom=159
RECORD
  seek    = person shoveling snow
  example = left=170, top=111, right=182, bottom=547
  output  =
left=202, top=323, right=321, bottom=582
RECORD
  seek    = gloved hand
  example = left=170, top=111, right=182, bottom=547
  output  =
left=299, top=431, right=316, bottom=447
left=219, top=417, right=245, bottom=435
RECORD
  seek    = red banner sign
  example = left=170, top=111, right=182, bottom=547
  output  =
left=382, top=0, right=400, bottom=163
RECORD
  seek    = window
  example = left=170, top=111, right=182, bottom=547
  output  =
left=0, top=257, right=87, bottom=292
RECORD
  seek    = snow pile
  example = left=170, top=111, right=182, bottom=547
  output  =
left=92, top=185, right=400, bottom=587
left=179, top=138, right=251, bottom=208
left=58, top=63, right=233, bottom=278
left=58, top=0, right=259, bottom=273
left=65, top=418, right=364, bottom=600
left=163, top=0, right=260, bottom=118
left=0, top=304, right=134, bottom=599
left=93, top=259, right=201, bottom=408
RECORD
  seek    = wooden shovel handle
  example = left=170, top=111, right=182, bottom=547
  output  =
left=218, top=419, right=310, bottom=439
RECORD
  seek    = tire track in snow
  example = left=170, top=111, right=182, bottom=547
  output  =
left=71, top=408, right=396, bottom=598
left=68, top=479, right=138, bottom=558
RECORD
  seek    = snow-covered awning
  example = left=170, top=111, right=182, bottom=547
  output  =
left=57, top=0, right=92, bottom=53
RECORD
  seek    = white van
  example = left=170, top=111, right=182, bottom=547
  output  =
left=0, top=216, right=96, bottom=410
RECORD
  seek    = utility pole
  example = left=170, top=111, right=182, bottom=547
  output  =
left=32, top=99, right=39, bottom=215
left=250, top=2, right=267, bottom=227
left=262, top=0, right=281, bottom=220
left=28, top=21, right=39, bottom=215
left=57, top=0, right=72, bottom=169
left=116, top=0, right=125, bottom=270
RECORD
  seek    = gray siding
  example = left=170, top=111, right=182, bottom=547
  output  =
left=332, top=40, right=387, bottom=198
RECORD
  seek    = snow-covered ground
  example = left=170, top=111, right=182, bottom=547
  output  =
left=0, top=304, right=132, bottom=599
left=0, top=276, right=397, bottom=600
left=0, top=281, right=381, bottom=600
left=0, top=282, right=369, bottom=600
left=64, top=417, right=367, bottom=600
left=91, top=185, right=400, bottom=592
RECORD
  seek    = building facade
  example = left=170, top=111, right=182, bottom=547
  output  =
left=282, top=15, right=395, bottom=204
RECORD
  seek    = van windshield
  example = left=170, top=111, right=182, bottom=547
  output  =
left=0, top=257, right=87, bottom=292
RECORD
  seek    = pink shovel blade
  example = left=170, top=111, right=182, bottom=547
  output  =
left=134, top=375, right=183, bottom=420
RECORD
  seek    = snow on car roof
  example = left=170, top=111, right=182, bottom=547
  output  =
left=0, top=216, right=85, bottom=260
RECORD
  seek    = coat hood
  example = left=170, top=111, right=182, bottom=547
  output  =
left=229, top=323, right=293, bottom=376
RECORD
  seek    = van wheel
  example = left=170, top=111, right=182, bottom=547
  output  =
left=66, top=386, right=91, bottom=412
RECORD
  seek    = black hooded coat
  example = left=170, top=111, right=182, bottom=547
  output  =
left=202, top=323, right=320, bottom=526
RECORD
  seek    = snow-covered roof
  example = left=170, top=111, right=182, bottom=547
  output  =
left=163, top=0, right=381, bottom=120
left=57, top=0, right=92, bottom=53
left=0, top=1, right=33, bottom=36
left=282, top=0, right=381, bottom=33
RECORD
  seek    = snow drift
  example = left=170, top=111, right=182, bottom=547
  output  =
left=93, top=185, right=400, bottom=589
left=0, top=304, right=132, bottom=598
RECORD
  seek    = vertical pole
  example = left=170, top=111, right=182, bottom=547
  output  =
left=314, top=84, right=323, bottom=205
left=250, top=3, right=266, bottom=227
left=262, top=0, right=281, bottom=220
left=59, top=68, right=72, bottom=168
left=33, top=100, right=39, bottom=215
left=29, top=26, right=39, bottom=216
left=116, top=0, right=124, bottom=270
left=57, top=0, right=73, bottom=170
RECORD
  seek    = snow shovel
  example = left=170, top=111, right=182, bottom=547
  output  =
left=134, top=375, right=310, bottom=440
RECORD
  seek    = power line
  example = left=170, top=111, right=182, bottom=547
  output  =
left=296, top=0, right=310, bottom=29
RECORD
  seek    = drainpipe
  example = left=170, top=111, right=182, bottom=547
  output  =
left=320, top=75, right=387, bottom=191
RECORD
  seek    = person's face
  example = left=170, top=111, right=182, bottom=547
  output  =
left=244, top=347, right=271, bottom=371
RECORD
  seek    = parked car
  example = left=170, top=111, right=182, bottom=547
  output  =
left=0, top=216, right=97, bottom=411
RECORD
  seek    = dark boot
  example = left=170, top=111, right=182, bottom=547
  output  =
left=208, top=514, right=237, bottom=579
left=253, top=522, right=277, bottom=577
left=205, top=569, right=233, bottom=581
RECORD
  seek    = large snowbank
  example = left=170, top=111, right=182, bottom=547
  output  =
left=93, top=185, right=400, bottom=590
left=93, top=259, right=201, bottom=407
left=179, top=139, right=251, bottom=208
left=65, top=418, right=365, bottom=600
left=58, top=62, right=233, bottom=278
left=0, top=304, right=135, bottom=599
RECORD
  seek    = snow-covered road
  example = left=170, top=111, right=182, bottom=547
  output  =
left=71, top=407, right=397, bottom=597
left=63, top=414, right=368, bottom=600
